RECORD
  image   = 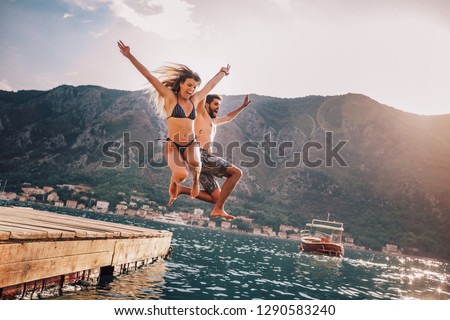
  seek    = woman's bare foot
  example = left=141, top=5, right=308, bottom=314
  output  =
left=168, top=180, right=179, bottom=206
left=190, top=178, right=200, bottom=199
left=210, top=208, right=235, bottom=220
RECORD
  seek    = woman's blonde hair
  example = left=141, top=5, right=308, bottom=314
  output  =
left=150, top=63, right=201, bottom=118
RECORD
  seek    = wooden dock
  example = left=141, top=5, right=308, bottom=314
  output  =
left=0, top=206, right=172, bottom=299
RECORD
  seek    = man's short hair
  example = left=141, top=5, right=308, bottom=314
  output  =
left=206, top=94, right=223, bottom=104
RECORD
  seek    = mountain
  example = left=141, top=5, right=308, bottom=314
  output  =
left=1, top=85, right=449, bottom=260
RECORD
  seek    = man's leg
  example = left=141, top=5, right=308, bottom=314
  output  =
left=173, top=184, right=219, bottom=204
left=168, top=171, right=221, bottom=206
left=210, top=165, right=242, bottom=219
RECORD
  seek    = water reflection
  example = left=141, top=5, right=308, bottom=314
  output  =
left=293, top=253, right=343, bottom=299
left=296, top=253, right=343, bottom=275
left=59, top=260, right=168, bottom=300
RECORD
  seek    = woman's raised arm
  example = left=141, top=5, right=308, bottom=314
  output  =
left=193, top=64, right=230, bottom=104
left=117, top=40, right=173, bottom=100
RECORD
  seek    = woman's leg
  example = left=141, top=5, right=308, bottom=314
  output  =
left=184, top=142, right=201, bottom=198
left=164, top=142, right=189, bottom=205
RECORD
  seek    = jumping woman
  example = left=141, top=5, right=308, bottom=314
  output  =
left=117, top=40, right=230, bottom=203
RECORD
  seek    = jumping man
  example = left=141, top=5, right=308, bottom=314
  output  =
left=168, top=94, right=251, bottom=220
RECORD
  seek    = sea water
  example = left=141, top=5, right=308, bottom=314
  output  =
left=53, top=211, right=450, bottom=300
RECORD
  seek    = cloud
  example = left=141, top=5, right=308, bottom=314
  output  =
left=68, top=0, right=201, bottom=40
left=63, top=13, right=73, bottom=19
left=109, top=0, right=200, bottom=40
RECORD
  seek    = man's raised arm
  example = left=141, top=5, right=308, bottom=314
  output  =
left=216, top=95, right=251, bottom=126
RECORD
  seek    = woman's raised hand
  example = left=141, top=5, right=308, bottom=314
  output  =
left=117, top=40, right=131, bottom=58
left=220, top=64, right=231, bottom=76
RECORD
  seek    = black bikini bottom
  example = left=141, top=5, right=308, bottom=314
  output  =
left=166, top=137, right=197, bottom=157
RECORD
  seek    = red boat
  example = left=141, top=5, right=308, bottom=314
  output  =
left=299, top=215, right=344, bottom=257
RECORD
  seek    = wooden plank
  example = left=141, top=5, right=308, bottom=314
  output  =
left=0, top=231, right=11, bottom=240
left=0, top=221, right=110, bottom=239
left=112, top=237, right=172, bottom=265
left=20, top=213, right=120, bottom=236
left=0, top=224, right=48, bottom=240
left=0, top=236, right=172, bottom=288
left=0, top=220, right=69, bottom=239
left=0, top=251, right=113, bottom=288
left=18, top=208, right=160, bottom=235
left=0, top=207, right=173, bottom=240
left=2, top=206, right=171, bottom=236
left=0, top=207, right=165, bottom=238
left=35, top=219, right=126, bottom=238
left=5, top=207, right=113, bottom=228
left=0, top=212, right=110, bottom=239
left=33, top=220, right=115, bottom=238
left=0, top=239, right=117, bottom=265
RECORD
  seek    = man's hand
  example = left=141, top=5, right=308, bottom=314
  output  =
left=242, top=95, right=252, bottom=108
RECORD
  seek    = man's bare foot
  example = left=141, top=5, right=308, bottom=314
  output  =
left=210, top=209, right=235, bottom=220
left=190, top=179, right=200, bottom=199
left=168, top=180, right=179, bottom=206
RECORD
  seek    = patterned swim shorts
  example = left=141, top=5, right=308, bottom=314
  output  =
left=199, top=148, right=231, bottom=194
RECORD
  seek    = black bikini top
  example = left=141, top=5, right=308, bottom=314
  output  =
left=167, top=97, right=196, bottom=120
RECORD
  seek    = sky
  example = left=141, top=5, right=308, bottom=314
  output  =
left=1, top=0, right=449, bottom=115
